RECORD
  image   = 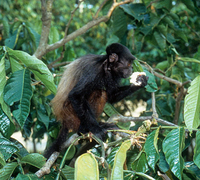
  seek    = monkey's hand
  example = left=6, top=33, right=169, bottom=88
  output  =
left=130, top=72, right=148, bottom=87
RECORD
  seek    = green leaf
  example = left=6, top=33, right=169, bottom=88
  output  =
left=0, top=151, right=6, bottom=167
left=15, top=173, right=39, bottom=180
left=169, top=13, right=180, bottom=22
left=0, top=162, right=18, bottom=180
left=155, top=0, right=172, bottom=10
left=4, top=69, right=32, bottom=106
left=62, top=165, right=75, bottom=180
left=184, top=75, right=200, bottom=130
left=103, top=103, right=120, bottom=117
left=179, top=57, right=200, bottom=64
left=157, top=24, right=167, bottom=37
left=2, top=17, right=10, bottom=38
left=75, top=153, right=99, bottom=180
left=6, top=47, right=57, bottom=94
left=107, top=147, right=120, bottom=167
left=144, top=69, right=158, bottom=93
left=153, top=31, right=166, bottom=50
left=10, top=57, right=23, bottom=72
left=175, top=30, right=188, bottom=43
left=10, top=138, right=29, bottom=158
left=26, top=26, right=40, bottom=50
left=0, top=137, right=19, bottom=161
left=185, top=162, right=200, bottom=180
left=111, top=140, right=131, bottom=180
left=181, top=0, right=196, bottom=12
left=155, top=60, right=169, bottom=71
left=133, top=60, right=143, bottom=72
left=4, top=69, right=33, bottom=128
left=158, top=151, right=170, bottom=173
left=5, top=32, right=17, bottom=49
left=194, top=131, right=200, bottom=168
left=49, top=26, right=60, bottom=44
left=144, top=129, right=160, bottom=171
left=21, top=153, right=46, bottom=169
left=163, top=128, right=185, bottom=180
left=37, top=109, right=49, bottom=129
left=132, top=151, right=149, bottom=173
left=139, top=25, right=153, bottom=35
left=0, top=106, right=15, bottom=138
left=163, top=16, right=175, bottom=30
left=121, top=3, right=146, bottom=21
left=111, top=8, right=127, bottom=39
left=0, top=55, right=12, bottom=119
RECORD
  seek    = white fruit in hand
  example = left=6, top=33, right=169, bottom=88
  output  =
left=130, top=72, right=146, bottom=86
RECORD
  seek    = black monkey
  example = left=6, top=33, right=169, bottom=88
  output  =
left=44, top=43, right=148, bottom=158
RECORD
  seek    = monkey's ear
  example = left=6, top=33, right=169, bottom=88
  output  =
left=109, top=53, right=118, bottom=63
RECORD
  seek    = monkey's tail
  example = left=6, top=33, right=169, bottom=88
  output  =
left=44, top=127, right=68, bottom=158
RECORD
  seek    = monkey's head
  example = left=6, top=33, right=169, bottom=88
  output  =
left=105, top=43, right=136, bottom=78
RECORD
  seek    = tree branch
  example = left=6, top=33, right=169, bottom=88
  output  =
left=36, top=0, right=134, bottom=58
left=108, top=115, right=177, bottom=126
left=34, top=0, right=54, bottom=59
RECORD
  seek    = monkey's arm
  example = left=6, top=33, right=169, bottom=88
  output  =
left=108, top=75, right=148, bottom=103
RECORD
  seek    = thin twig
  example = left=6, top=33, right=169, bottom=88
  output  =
left=140, top=60, right=183, bottom=87
left=94, top=0, right=110, bottom=19
left=51, top=61, right=70, bottom=68
left=65, top=0, right=85, bottom=36
left=146, top=0, right=160, bottom=9
left=174, top=86, right=184, bottom=124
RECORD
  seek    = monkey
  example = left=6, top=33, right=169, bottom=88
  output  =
left=44, top=43, right=148, bottom=158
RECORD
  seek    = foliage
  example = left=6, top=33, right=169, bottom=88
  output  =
left=0, top=0, right=200, bottom=179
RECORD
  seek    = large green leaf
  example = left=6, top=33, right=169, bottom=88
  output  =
left=132, top=151, right=149, bottom=173
left=0, top=151, right=6, bottom=167
left=49, top=26, right=60, bottom=44
left=0, top=162, right=18, bottom=180
left=111, top=8, right=127, bottom=38
left=181, top=0, right=196, bottom=12
left=144, top=69, right=158, bottom=93
left=75, top=153, right=99, bottom=180
left=62, top=165, right=75, bottom=180
left=10, top=56, right=23, bottom=72
left=6, top=47, right=57, bottom=94
left=121, top=3, right=146, bottom=21
left=21, top=153, right=46, bottom=169
left=111, top=140, right=131, bottom=180
left=144, top=129, right=160, bottom=171
left=0, top=106, right=15, bottom=138
left=2, top=17, right=10, bottom=38
left=153, top=31, right=166, bottom=50
left=163, top=128, right=185, bottom=180
left=0, top=55, right=12, bottom=119
left=184, top=75, right=200, bottom=130
left=4, top=69, right=33, bottom=128
left=194, top=131, right=200, bottom=168
left=15, top=173, right=40, bottom=180
left=0, top=137, right=19, bottom=161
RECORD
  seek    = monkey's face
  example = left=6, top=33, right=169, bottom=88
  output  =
left=114, top=59, right=133, bottom=78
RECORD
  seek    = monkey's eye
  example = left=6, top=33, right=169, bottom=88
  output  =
left=128, top=63, right=132, bottom=67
